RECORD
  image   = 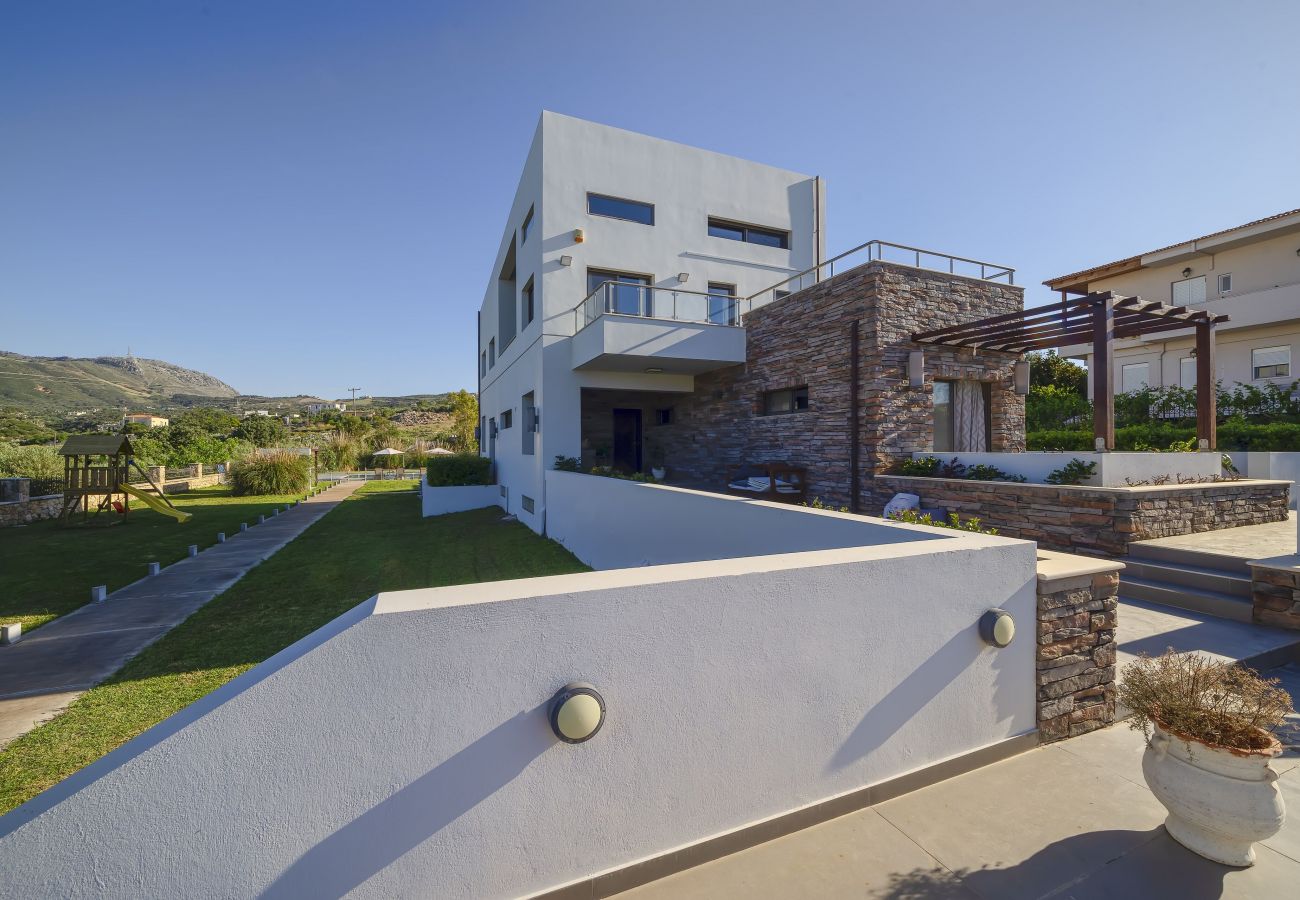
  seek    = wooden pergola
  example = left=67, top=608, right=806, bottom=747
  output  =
left=911, top=292, right=1230, bottom=449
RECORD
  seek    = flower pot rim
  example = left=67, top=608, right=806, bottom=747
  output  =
left=1153, top=716, right=1283, bottom=759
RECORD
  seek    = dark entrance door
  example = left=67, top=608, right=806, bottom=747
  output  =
left=612, top=408, right=642, bottom=472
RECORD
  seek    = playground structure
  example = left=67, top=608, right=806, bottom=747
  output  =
left=58, top=434, right=191, bottom=525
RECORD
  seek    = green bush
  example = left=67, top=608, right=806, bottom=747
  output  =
left=230, top=451, right=311, bottom=496
left=1028, top=421, right=1300, bottom=452
left=1046, top=458, right=1096, bottom=486
left=553, top=455, right=581, bottom=472
left=426, top=453, right=492, bottom=487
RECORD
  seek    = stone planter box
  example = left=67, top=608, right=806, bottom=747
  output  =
left=1226, top=452, right=1300, bottom=508
left=910, top=450, right=1223, bottom=487
left=420, top=482, right=501, bottom=518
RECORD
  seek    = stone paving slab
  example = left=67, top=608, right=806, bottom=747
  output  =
left=1136, top=511, right=1296, bottom=560
left=1117, top=597, right=1300, bottom=671
left=0, top=482, right=361, bottom=747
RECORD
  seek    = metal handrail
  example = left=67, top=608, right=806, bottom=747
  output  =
left=573, top=281, right=748, bottom=332
left=747, top=239, right=1016, bottom=307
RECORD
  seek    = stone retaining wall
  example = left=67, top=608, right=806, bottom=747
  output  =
left=874, top=475, right=1289, bottom=555
left=1249, top=560, right=1300, bottom=630
left=1036, top=562, right=1120, bottom=742
left=0, top=494, right=62, bottom=527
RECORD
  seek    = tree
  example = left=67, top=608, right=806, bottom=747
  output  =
left=447, top=389, right=479, bottom=452
left=172, top=407, right=240, bottom=435
left=234, top=415, right=287, bottom=448
left=1027, top=350, right=1086, bottom=395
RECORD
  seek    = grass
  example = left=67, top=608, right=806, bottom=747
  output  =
left=0, top=484, right=310, bottom=633
left=0, top=481, right=587, bottom=814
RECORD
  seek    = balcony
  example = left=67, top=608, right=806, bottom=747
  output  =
left=571, top=282, right=749, bottom=374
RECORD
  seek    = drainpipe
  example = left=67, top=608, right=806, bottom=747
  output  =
left=849, top=319, right=861, bottom=513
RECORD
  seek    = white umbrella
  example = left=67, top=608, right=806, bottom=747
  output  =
left=425, top=448, right=454, bottom=456
left=372, top=448, right=404, bottom=456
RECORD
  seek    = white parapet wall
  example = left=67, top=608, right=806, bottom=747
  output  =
left=1225, top=452, right=1300, bottom=509
left=0, top=491, right=1036, bottom=899
left=911, top=450, right=1224, bottom=487
left=420, top=480, right=503, bottom=517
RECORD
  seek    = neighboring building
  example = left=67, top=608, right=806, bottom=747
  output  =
left=1047, top=208, right=1300, bottom=396
left=477, top=112, right=1022, bottom=530
left=244, top=409, right=271, bottom=417
left=306, top=402, right=347, bottom=414
left=122, top=412, right=169, bottom=428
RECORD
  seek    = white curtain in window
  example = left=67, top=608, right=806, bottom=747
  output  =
left=953, top=381, right=987, bottom=452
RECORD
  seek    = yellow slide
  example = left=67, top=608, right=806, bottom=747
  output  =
left=120, top=483, right=192, bottom=523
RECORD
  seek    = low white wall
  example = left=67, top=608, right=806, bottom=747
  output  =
left=912, top=450, right=1223, bottom=487
left=0, top=533, right=1036, bottom=899
left=544, top=470, right=947, bottom=568
left=1227, top=452, right=1300, bottom=508
left=420, top=481, right=502, bottom=517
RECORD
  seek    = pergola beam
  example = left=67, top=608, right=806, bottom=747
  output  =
left=1093, top=294, right=1115, bottom=450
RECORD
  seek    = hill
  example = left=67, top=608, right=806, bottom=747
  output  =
left=0, top=352, right=238, bottom=415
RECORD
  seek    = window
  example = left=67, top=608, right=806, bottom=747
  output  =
left=480, top=351, right=487, bottom=378
left=488, top=338, right=495, bottom=368
left=1172, top=276, right=1207, bottom=305
left=656, top=407, right=672, bottom=425
left=933, top=381, right=954, bottom=452
left=1121, top=362, right=1150, bottom=393
left=521, top=392, right=536, bottom=456
left=521, top=495, right=535, bottom=514
left=500, top=409, right=513, bottom=429
left=587, top=192, right=654, bottom=225
left=707, top=282, right=738, bottom=326
left=1253, top=346, right=1291, bottom=379
left=522, top=277, right=535, bottom=326
left=933, top=381, right=990, bottom=452
left=1180, top=357, right=1197, bottom=389
left=1218, top=272, right=1233, bottom=294
left=763, top=386, right=809, bottom=415
left=520, top=206, right=534, bottom=244
left=708, top=217, right=789, bottom=249
left=587, top=269, right=651, bottom=316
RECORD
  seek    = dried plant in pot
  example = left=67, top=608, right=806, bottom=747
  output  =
left=1119, top=651, right=1294, bottom=866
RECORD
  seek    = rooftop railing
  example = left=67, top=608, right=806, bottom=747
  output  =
left=574, top=282, right=749, bottom=332
left=746, top=240, right=1016, bottom=308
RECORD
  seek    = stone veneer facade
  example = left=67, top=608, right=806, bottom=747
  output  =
left=1036, top=566, right=1120, bottom=741
left=1250, top=562, right=1300, bottom=631
left=0, top=494, right=63, bottom=527
left=874, top=475, right=1289, bottom=555
left=586, top=261, right=1024, bottom=508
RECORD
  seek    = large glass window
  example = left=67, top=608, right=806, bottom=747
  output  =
left=707, top=282, right=738, bottom=325
left=587, top=193, right=654, bottom=225
left=933, top=381, right=954, bottom=452
left=1171, top=276, right=1207, bottom=305
left=763, top=386, right=808, bottom=415
left=522, top=277, right=535, bottom=326
left=708, top=217, right=789, bottom=249
left=588, top=269, right=651, bottom=316
left=1253, top=346, right=1291, bottom=379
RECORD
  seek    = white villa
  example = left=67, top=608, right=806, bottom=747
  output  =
left=476, top=111, right=825, bottom=532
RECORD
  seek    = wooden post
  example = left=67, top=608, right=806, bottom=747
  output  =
left=1091, top=294, right=1115, bottom=450
left=1196, top=322, right=1217, bottom=450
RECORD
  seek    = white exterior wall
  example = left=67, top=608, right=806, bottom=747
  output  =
left=420, top=482, right=502, bottom=517
left=911, top=451, right=1224, bottom=487
left=478, top=112, right=824, bottom=533
left=0, top=510, right=1035, bottom=899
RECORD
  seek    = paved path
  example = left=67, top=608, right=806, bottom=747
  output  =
left=1137, top=510, right=1296, bottom=560
left=621, top=665, right=1300, bottom=899
left=0, top=481, right=362, bottom=748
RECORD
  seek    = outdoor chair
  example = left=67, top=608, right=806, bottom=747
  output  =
left=725, top=463, right=808, bottom=504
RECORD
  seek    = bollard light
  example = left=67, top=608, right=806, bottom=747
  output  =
left=549, top=682, right=606, bottom=744
left=979, top=608, right=1016, bottom=648
left=148, top=562, right=160, bottom=577
left=188, top=544, right=198, bottom=557
left=217, top=532, right=226, bottom=543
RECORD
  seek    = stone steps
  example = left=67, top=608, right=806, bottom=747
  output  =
left=1120, top=542, right=1255, bottom=623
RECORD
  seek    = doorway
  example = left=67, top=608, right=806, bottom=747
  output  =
left=612, top=408, right=643, bottom=472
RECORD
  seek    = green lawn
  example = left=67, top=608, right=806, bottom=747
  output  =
left=0, top=481, right=587, bottom=814
left=0, top=485, right=311, bottom=632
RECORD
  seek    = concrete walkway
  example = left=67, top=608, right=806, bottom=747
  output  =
left=1137, top=511, right=1297, bottom=560
left=0, top=481, right=362, bottom=748
left=620, top=665, right=1300, bottom=899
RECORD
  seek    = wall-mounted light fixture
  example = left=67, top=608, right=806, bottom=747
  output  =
left=549, top=682, right=605, bottom=743
left=906, top=350, right=925, bottom=388
left=1014, top=359, right=1031, bottom=396
left=979, top=608, right=1016, bottom=648
left=644, top=367, right=664, bottom=374
left=559, top=255, right=573, bottom=267
left=677, top=272, right=689, bottom=284
left=573, top=229, right=585, bottom=244
left=1182, top=267, right=1193, bottom=278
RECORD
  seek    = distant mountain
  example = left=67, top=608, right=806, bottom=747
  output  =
left=0, top=352, right=238, bottom=415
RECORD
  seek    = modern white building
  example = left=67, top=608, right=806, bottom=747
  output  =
left=477, top=112, right=825, bottom=532
left=1049, top=207, right=1300, bottom=395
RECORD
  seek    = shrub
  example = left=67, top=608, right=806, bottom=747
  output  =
left=964, top=463, right=1026, bottom=482
left=553, top=455, right=581, bottom=472
left=234, top=416, right=288, bottom=448
left=895, top=456, right=942, bottom=476
left=588, top=466, right=654, bottom=482
left=1046, top=458, right=1097, bottom=486
left=1119, top=651, right=1293, bottom=751
left=317, top=433, right=364, bottom=470
left=426, top=453, right=492, bottom=487
left=230, top=451, right=311, bottom=496
left=895, top=456, right=1024, bottom=482
left=890, top=509, right=999, bottom=535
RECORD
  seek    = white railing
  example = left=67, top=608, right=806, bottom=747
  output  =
left=574, top=282, right=749, bottom=332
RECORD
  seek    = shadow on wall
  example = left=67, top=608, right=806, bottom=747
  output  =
left=261, top=702, right=552, bottom=900
left=874, top=828, right=1240, bottom=899
left=828, top=619, right=1022, bottom=772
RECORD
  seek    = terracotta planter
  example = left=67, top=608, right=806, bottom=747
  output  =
left=1142, top=719, right=1285, bottom=866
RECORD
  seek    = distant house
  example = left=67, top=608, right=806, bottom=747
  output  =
left=244, top=410, right=271, bottom=418
left=306, top=402, right=347, bottom=414
left=122, top=412, right=169, bottom=429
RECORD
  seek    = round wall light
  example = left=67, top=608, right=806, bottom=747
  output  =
left=549, top=682, right=606, bottom=743
left=1182, top=267, right=1193, bottom=278
left=979, top=608, right=1016, bottom=648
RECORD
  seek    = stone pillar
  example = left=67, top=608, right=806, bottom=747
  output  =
left=0, top=478, right=31, bottom=503
left=1249, top=559, right=1300, bottom=630
left=148, top=465, right=166, bottom=484
left=1035, top=558, right=1122, bottom=742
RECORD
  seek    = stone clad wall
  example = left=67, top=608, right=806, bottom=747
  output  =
left=1250, top=562, right=1300, bottom=630
left=1036, top=565, right=1120, bottom=742
left=0, top=494, right=62, bottom=527
left=648, top=262, right=1024, bottom=506
left=874, top=475, right=1289, bottom=555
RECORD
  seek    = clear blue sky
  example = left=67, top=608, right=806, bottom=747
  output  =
left=3, top=1, right=1297, bottom=399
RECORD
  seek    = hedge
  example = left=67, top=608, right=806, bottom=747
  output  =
left=1027, top=421, right=1300, bottom=452
left=426, top=453, right=493, bottom=487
